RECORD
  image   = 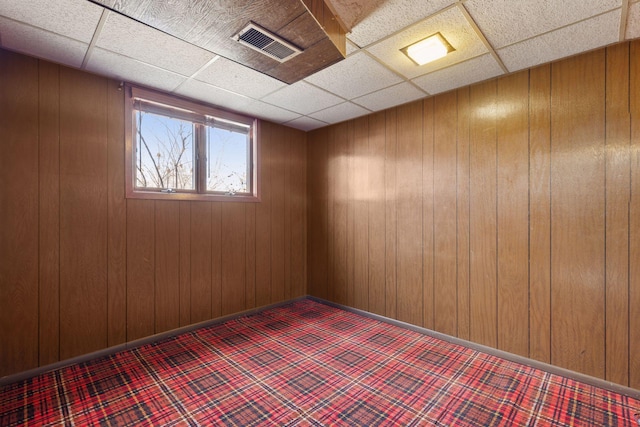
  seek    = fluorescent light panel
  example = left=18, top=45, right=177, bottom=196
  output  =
left=401, top=32, right=454, bottom=66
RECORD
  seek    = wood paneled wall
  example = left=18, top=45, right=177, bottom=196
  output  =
left=0, top=49, right=307, bottom=378
left=308, top=41, right=640, bottom=389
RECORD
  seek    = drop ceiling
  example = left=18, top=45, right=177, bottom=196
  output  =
left=0, top=0, right=638, bottom=131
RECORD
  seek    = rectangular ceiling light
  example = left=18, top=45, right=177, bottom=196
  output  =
left=401, top=32, right=454, bottom=66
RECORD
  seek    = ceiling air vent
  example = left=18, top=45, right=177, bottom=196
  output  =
left=233, top=22, right=302, bottom=63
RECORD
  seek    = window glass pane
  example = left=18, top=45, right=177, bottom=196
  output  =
left=206, top=125, right=249, bottom=194
left=135, top=110, right=195, bottom=190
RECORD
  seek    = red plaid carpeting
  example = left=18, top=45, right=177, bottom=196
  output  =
left=1, top=299, right=639, bottom=426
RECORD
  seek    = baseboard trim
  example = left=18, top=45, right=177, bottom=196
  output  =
left=308, top=296, right=640, bottom=400
left=0, top=296, right=307, bottom=387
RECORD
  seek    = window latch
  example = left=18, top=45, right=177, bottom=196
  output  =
left=161, top=188, right=176, bottom=193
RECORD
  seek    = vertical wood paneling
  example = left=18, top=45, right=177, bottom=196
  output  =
left=179, top=202, right=191, bottom=326
left=190, top=202, right=212, bottom=322
left=290, top=130, right=307, bottom=298
left=529, top=64, right=552, bottom=363
left=0, top=51, right=39, bottom=376
left=107, top=80, right=127, bottom=347
left=347, top=122, right=356, bottom=307
left=155, top=201, right=180, bottom=333
left=422, top=98, right=435, bottom=330
left=222, top=203, right=246, bottom=315
left=469, top=79, right=498, bottom=348
left=0, top=49, right=308, bottom=378
left=256, top=122, right=273, bottom=305
left=604, top=42, right=630, bottom=386
left=38, top=60, right=61, bottom=366
left=126, top=199, right=155, bottom=341
left=353, top=116, right=369, bottom=311
left=456, top=86, right=471, bottom=340
left=59, top=68, right=108, bottom=359
left=306, top=127, right=328, bottom=299
left=433, top=92, right=457, bottom=336
left=333, top=123, right=349, bottom=305
left=307, top=43, right=637, bottom=389
left=245, top=203, right=256, bottom=308
left=396, top=101, right=423, bottom=326
left=271, top=125, right=286, bottom=303
left=385, top=108, right=398, bottom=318
left=629, top=40, right=640, bottom=390
left=368, top=112, right=386, bottom=316
left=551, top=50, right=606, bottom=378
left=496, top=71, right=529, bottom=357
left=211, top=202, right=222, bottom=318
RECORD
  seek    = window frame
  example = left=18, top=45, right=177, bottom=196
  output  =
left=125, top=84, right=260, bottom=202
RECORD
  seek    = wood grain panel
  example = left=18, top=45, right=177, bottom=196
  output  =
left=0, top=51, right=39, bottom=376
left=155, top=201, right=180, bottom=333
left=306, top=127, right=328, bottom=299
left=107, top=80, right=127, bottom=347
left=396, top=101, right=423, bottom=326
left=368, top=111, right=386, bottom=316
left=38, top=60, right=61, bottom=366
left=59, top=68, right=108, bottom=359
left=629, top=39, right=640, bottom=390
left=271, top=125, right=286, bottom=303
left=469, top=79, right=498, bottom=348
left=551, top=50, right=606, bottom=378
left=456, top=86, right=471, bottom=340
left=290, top=130, right=307, bottom=298
left=604, top=42, right=630, bottom=386
left=222, top=203, right=246, bottom=315
left=496, top=71, right=529, bottom=357
left=353, top=116, right=369, bottom=311
left=256, top=122, right=273, bottom=305
left=385, top=108, right=398, bottom=319
left=211, top=202, right=222, bottom=318
left=422, top=98, right=435, bottom=330
left=346, top=122, right=356, bottom=307
left=326, top=124, right=336, bottom=303
left=332, top=123, right=349, bottom=305
left=284, top=130, right=292, bottom=300
left=245, top=203, right=256, bottom=308
left=179, top=201, right=191, bottom=326
left=529, top=64, right=552, bottom=363
left=126, top=199, right=155, bottom=341
left=433, top=92, right=457, bottom=336
left=190, top=202, right=212, bottom=322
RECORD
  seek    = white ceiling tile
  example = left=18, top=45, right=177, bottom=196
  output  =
left=465, top=0, right=621, bottom=49
left=626, top=1, right=640, bottom=39
left=194, top=56, right=286, bottom=99
left=349, top=0, right=456, bottom=47
left=96, top=12, right=215, bottom=76
left=242, top=101, right=301, bottom=124
left=366, top=6, right=489, bottom=80
left=0, top=17, right=88, bottom=67
left=85, top=48, right=186, bottom=92
left=261, top=81, right=344, bottom=115
left=0, top=0, right=103, bottom=43
left=304, top=52, right=403, bottom=99
left=284, top=116, right=328, bottom=131
left=412, top=54, right=504, bottom=95
left=352, top=82, right=426, bottom=111
left=309, top=102, right=370, bottom=124
left=174, top=79, right=253, bottom=112
left=497, top=9, right=621, bottom=72
left=346, top=39, right=360, bottom=56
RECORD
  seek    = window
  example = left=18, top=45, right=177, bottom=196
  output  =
left=125, top=85, right=259, bottom=201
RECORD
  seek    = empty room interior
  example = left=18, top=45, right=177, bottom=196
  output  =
left=1, top=0, right=640, bottom=425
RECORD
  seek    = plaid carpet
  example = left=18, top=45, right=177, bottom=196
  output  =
left=1, top=299, right=639, bottom=426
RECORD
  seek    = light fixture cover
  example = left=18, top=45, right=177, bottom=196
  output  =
left=401, top=32, right=454, bottom=66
